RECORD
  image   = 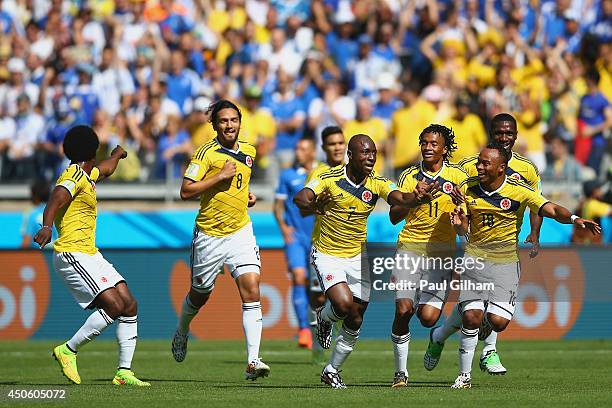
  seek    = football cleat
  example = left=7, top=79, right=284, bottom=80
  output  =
left=321, top=368, right=346, bottom=389
left=423, top=327, right=445, bottom=371
left=315, top=307, right=333, bottom=349
left=112, top=369, right=151, bottom=386
left=52, top=343, right=81, bottom=385
left=245, top=358, right=270, bottom=381
left=391, top=371, right=408, bottom=388
left=479, top=350, right=507, bottom=375
left=451, top=373, right=472, bottom=389
left=298, top=328, right=313, bottom=349
left=171, top=330, right=189, bottom=362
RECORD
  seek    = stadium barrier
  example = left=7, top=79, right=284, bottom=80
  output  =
left=1, top=247, right=610, bottom=341
left=2, top=210, right=597, bottom=249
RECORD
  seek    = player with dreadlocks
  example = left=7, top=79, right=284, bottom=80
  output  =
left=386, top=124, right=468, bottom=387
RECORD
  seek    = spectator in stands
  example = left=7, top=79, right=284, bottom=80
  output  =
left=344, top=96, right=387, bottom=173
left=443, top=93, right=487, bottom=163
left=66, top=63, right=100, bottom=126
left=4, top=94, right=44, bottom=180
left=577, top=69, right=612, bottom=173
left=2, top=58, right=38, bottom=117
left=92, top=46, right=135, bottom=116
left=267, top=69, right=306, bottom=168
left=166, top=50, right=201, bottom=115
left=373, top=72, right=401, bottom=129
left=241, top=86, right=276, bottom=179
left=543, top=137, right=587, bottom=183
left=154, top=114, right=192, bottom=179
left=573, top=180, right=611, bottom=244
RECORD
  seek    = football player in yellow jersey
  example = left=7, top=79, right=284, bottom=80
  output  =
left=387, top=124, right=467, bottom=387
left=443, top=112, right=542, bottom=374
left=294, top=134, right=439, bottom=388
left=305, top=126, right=347, bottom=364
left=33, top=126, right=149, bottom=387
left=446, top=144, right=600, bottom=389
left=171, top=100, right=270, bottom=381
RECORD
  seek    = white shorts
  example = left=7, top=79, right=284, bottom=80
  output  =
left=392, top=249, right=450, bottom=310
left=458, top=257, right=520, bottom=320
left=54, top=251, right=125, bottom=309
left=310, top=247, right=370, bottom=302
left=190, top=222, right=261, bottom=293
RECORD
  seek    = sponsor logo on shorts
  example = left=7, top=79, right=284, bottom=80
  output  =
left=326, top=274, right=334, bottom=282
left=101, top=277, right=107, bottom=283
left=443, top=182, right=453, bottom=194
left=362, top=190, right=373, bottom=202
left=500, top=198, right=511, bottom=210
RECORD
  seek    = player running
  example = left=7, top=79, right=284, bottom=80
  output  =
left=274, top=137, right=318, bottom=349
left=294, top=134, right=439, bottom=388
left=448, top=143, right=600, bottom=389
left=425, top=113, right=542, bottom=375
left=172, top=100, right=270, bottom=381
left=305, top=126, right=347, bottom=364
left=33, top=125, right=149, bottom=386
left=388, top=124, right=468, bottom=387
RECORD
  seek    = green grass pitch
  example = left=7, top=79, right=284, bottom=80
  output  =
left=1, top=339, right=611, bottom=407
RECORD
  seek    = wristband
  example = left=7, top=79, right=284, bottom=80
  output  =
left=42, top=225, right=52, bottom=231
left=570, top=215, right=579, bottom=224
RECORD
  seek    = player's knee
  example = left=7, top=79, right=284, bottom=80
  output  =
left=461, top=310, right=482, bottom=330
left=292, top=268, right=307, bottom=286
left=488, top=314, right=510, bottom=332
left=394, top=300, right=414, bottom=318
left=309, top=292, right=325, bottom=309
left=418, top=314, right=438, bottom=328
left=123, top=297, right=137, bottom=316
left=331, top=300, right=352, bottom=319
left=103, top=298, right=125, bottom=319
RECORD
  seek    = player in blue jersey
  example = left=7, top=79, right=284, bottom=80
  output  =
left=274, top=137, right=318, bottom=349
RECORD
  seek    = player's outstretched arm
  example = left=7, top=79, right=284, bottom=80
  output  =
left=96, top=145, right=128, bottom=181
left=294, top=188, right=331, bottom=216
left=539, top=202, right=602, bottom=235
left=180, top=160, right=236, bottom=200
left=33, top=186, right=72, bottom=249
left=387, top=180, right=440, bottom=208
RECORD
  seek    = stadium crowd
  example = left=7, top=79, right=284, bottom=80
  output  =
left=0, top=0, right=610, bottom=187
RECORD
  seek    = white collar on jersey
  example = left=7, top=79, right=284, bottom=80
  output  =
left=479, top=176, right=507, bottom=196
left=215, top=137, right=240, bottom=154
left=343, top=165, right=367, bottom=188
left=420, top=162, right=445, bottom=180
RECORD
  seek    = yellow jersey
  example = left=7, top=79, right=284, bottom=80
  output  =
left=184, top=138, right=256, bottom=237
left=457, top=151, right=541, bottom=194
left=306, top=165, right=397, bottom=257
left=461, top=176, right=549, bottom=262
left=396, top=163, right=469, bottom=254
left=582, top=198, right=612, bottom=221
left=390, top=99, right=436, bottom=168
left=306, top=162, right=334, bottom=241
left=343, top=118, right=387, bottom=173
left=442, top=113, right=487, bottom=162
left=53, top=164, right=100, bottom=255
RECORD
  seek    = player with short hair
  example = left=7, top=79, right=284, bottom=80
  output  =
left=34, top=125, right=149, bottom=386
left=448, top=143, right=600, bottom=388
left=294, top=134, right=439, bottom=388
left=171, top=100, right=270, bottom=381
left=388, top=124, right=468, bottom=387
left=426, top=113, right=542, bottom=375
left=305, top=126, right=347, bottom=363
left=273, top=137, right=318, bottom=349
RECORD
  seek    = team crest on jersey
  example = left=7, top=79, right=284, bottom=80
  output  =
left=442, top=181, right=453, bottom=194
left=510, top=172, right=522, bottom=181
left=361, top=190, right=373, bottom=202
left=500, top=198, right=512, bottom=210
left=245, top=156, right=253, bottom=167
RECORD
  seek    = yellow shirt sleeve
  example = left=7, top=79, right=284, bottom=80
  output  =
left=90, top=167, right=100, bottom=183
left=56, top=166, right=85, bottom=197
left=305, top=175, right=328, bottom=195
left=184, top=153, right=210, bottom=182
left=376, top=177, right=398, bottom=202
left=524, top=188, right=549, bottom=214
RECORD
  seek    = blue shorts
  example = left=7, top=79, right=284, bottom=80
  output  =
left=285, top=238, right=310, bottom=271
